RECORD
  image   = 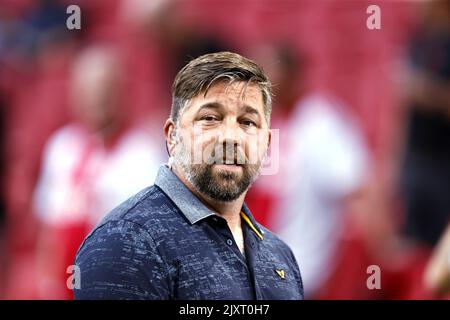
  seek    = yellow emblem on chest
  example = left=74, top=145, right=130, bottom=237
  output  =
left=275, top=269, right=285, bottom=279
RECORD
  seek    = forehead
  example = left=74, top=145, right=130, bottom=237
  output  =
left=186, top=81, right=264, bottom=114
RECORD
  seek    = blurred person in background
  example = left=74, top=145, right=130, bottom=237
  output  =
left=424, top=223, right=450, bottom=298
left=245, top=44, right=309, bottom=226
left=273, top=94, right=369, bottom=299
left=0, top=0, right=78, bottom=299
left=400, top=0, right=450, bottom=248
left=32, top=46, right=162, bottom=299
left=255, top=44, right=370, bottom=299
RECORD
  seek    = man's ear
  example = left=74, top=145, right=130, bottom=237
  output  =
left=164, top=118, right=176, bottom=156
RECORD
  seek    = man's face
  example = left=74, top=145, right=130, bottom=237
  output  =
left=170, top=81, right=271, bottom=202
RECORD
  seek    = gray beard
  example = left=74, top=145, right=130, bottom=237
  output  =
left=173, top=141, right=263, bottom=202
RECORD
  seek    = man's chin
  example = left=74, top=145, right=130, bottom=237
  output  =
left=180, top=161, right=257, bottom=202
left=206, top=180, right=244, bottom=202
left=209, top=169, right=242, bottom=192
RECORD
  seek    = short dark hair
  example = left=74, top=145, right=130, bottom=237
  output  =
left=171, top=51, right=272, bottom=123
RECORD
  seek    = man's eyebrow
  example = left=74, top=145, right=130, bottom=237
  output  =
left=242, top=105, right=261, bottom=117
left=196, top=102, right=261, bottom=117
left=196, top=102, right=224, bottom=112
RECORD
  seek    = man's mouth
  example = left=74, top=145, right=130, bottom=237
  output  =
left=213, top=163, right=241, bottom=172
left=213, top=160, right=243, bottom=172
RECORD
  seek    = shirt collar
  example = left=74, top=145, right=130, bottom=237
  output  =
left=240, top=205, right=265, bottom=241
left=154, top=165, right=215, bottom=224
left=154, top=164, right=264, bottom=240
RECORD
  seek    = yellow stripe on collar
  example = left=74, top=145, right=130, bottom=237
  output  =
left=240, top=212, right=264, bottom=240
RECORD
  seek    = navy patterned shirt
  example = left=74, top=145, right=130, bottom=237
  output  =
left=74, top=165, right=304, bottom=300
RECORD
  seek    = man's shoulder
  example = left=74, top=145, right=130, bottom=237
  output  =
left=73, top=184, right=177, bottom=300
left=79, top=184, right=181, bottom=248
left=99, top=185, right=167, bottom=224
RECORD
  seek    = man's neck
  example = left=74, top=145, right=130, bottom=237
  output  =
left=171, top=165, right=246, bottom=232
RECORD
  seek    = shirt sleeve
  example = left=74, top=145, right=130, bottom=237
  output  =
left=74, top=219, right=172, bottom=300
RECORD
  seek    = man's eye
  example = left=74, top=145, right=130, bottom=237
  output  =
left=202, top=115, right=219, bottom=122
left=241, top=120, right=257, bottom=127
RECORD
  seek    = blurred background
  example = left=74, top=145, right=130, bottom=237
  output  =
left=0, top=0, right=449, bottom=299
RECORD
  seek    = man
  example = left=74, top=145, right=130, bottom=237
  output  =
left=74, top=52, right=304, bottom=300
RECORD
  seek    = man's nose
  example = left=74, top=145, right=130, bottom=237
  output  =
left=216, top=120, right=246, bottom=164
left=220, top=119, right=242, bottom=145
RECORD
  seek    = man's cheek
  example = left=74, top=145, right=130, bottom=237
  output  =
left=195, top=134, right=217, bottom=164
left=198, top=141, right=215, bottom=165
left=245, top=135, right=266, bottom=165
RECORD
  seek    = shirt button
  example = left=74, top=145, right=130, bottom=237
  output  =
left=227, top=239, right=233, bottom=246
